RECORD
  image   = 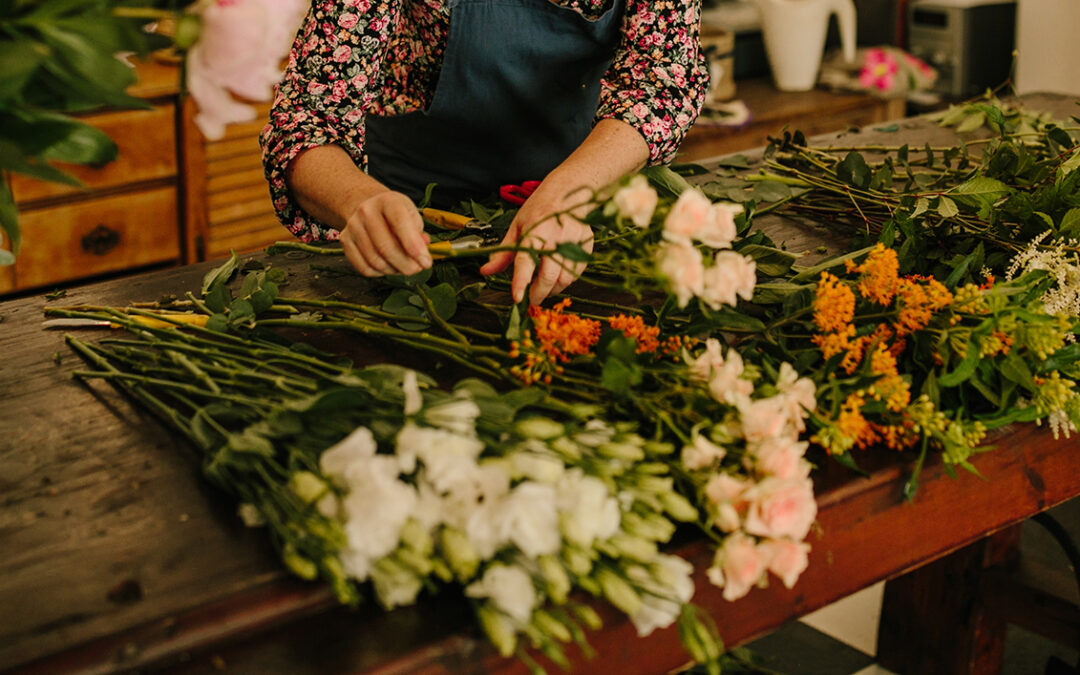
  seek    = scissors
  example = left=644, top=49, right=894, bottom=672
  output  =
left=42, top=314, right=211, bottom=330
left=499, top=180, right=541, bottom=206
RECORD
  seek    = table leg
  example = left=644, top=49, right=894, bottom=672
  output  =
left=876, top=525, right=1022, bottom=674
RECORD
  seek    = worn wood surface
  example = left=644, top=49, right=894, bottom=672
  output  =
left=2, top=94, right=1078, bottom=675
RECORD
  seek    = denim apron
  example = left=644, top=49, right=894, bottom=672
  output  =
left=366, top=0, right=624, bottom=205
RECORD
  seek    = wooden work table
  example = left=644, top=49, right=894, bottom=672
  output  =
left=2, top=95, right=1078, bottom=675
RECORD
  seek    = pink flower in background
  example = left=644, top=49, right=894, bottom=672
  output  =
left=858, top=48, right=899, bottom=92
left=186, top=0, right=310, bottom=140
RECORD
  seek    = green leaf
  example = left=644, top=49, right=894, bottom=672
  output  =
left=205, top=313, right=229, bottom=333
left=831, top=450, right=867, bottom=475
left=938, top=341, right=979, bottom=386
left=948, top=176, right=1008, bottom=212
left=1000, top=351, right=1037, bottom=392
left=424, top=282, right=458, bottom=321
left=737, top=244, right=797, bottom=277
left=1058, top=207, right=1080, bottom=238
left=836, top=151, right=871, bottom=189
left=956, top=111, right=986, bottom=133
left=505, top=303, right=523, bottom=340
left=936, top=196, right=959, bottom=218
left=713, top=155, right=751, bottom=169
left=0, top=177, right=18, bottom=255
left=228, top=299, right=255, bottom=325
left=752, top=282, right=807, bottom=304
left=1060, top=148, right=1080, bottom=175
left=204, top=283, right=231, bottom=314
left=0, top=138, right=81, bottom=186
left=701, top=307, right=766, bottom=332
left=554, top=242, right=592, bottom=263
left=641, top=165, right=694, bottom=197
left=750, top=180, right=792, bottom=203
left=911, top=197, right=930, bottom=218
left=0, top=38, right=45, bottom=100
left=202, top=251, right=240, bottom=295
left=873, top=123, right=900, bottom=132
left=790, top=245, right=876, bottom=283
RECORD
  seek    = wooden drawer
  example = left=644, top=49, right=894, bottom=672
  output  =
left=14, top=187, right=180, bottom=289
left=10, top=104, right=177, bottom=204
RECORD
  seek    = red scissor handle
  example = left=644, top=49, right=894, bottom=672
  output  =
left=499, top=180, right=542, bottom=206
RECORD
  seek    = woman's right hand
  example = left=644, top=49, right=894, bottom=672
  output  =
left=340, top=190, right=433, bottom=277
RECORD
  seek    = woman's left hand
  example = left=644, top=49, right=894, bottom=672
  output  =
left=479, top=185, right=594, bottom=305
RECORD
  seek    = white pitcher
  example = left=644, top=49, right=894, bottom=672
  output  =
left=757, top=0, right=857, bottom=92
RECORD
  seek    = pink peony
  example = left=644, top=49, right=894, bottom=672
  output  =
left=743, top=477, right=817, bottom=541
left=186, top=0, right=309, bottom=140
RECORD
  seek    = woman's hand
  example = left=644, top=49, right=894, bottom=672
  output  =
left=479, top=186, right=594, bottom=305
left=340, top=190, right=432, bottom=277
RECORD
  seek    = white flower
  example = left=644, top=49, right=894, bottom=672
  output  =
left=627, top=554, right=695, bottom=636
left=320, top=426, right=377, bottom=485
left=497, top=482, right=562, bottom=558
left=402, top=369, right=422, bottom=415
left=371, top=560, right=424, bottom=609
left=338, top=455, right=418, bottom=579
left=656, top=241, right=705, bottom=308
left=663, top=188, right=713, bottom=244
left=681, top=432, right=726, bottom=470
left=613, top=174, right=658, bottom=228
left=556, top=468, right=621, bottom=546
left=466, top=564, right=538, bottom=624
left=706, top=349, right=753, bottom=406
left=421, top=394, right=481, bottom=436
left=509, top=442, right=566, bottom=483
left=395, top=422, right=484, bottom=478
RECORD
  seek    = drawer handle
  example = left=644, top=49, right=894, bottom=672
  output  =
left=81, top=224, right=121, bottom=256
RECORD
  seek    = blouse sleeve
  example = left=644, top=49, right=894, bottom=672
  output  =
left=596, top=0, right=710, bottom=165
left=259, top=1, right=401, bottom=241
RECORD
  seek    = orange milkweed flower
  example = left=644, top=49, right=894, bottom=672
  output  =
left=607, top=314, right=661, bottom=354
left=894, top=276, right=953, bottom=336
left=846, top=243, right=900, bottom=306
left=814, top=272, right=856, bottom=333
left=511, top=299, right=602, bottom=385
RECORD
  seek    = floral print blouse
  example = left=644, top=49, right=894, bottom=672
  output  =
left=260, top=0, right=709, bottom=241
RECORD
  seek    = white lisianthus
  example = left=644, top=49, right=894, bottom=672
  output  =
left=627, top=554, right=696, bottom=636
left=656, top=241, right=705, bottom=308
left=696, top=202, right=742, bottom=249
left=707, top=349, right=754, bottom=406
left=371, top=559, right=424, bottom=609
left=402, top=369, right=423, bottom=415
left=509, top=443, right=566, bottom=483
left=466, top=564, right=538, bottom=624
left=742, top=476, right=817, bottom=541
left=338, top=455, right=418, bottom=579
left=556, top=468, right=621, bottom=546
left=497, top=482, right=562, bottom=558
left=700, top=251, right=756, bottom=310
left=395, top=422, right=484, bottom=478
left=663, top=188, right=713, bottom=244
left=421, top=393, right=481, bottom=436
left=681, top=432, right=726, bottom=471
left=613, top=174, right=658, bottom=228
left=320, top=426, right=377, bottom=484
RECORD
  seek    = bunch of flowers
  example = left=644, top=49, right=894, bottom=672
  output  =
left=61, top=312, right=722, bottom=670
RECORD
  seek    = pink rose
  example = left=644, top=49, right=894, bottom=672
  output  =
left=663, top=188, right=713, bottom=244
left=696, top=203, right=741, bottom=249
left=612, top=175, right=658, bottom=229
left=186, top=0, right=309, bottom=139
left=707, top=349, right=753, bottom=406
left=704, top=473, right=749, bottom=532
left=332, top=45, right=351, bottom=62
left=688, top=337, right=725, bottom=381
left=743, top=477, right=817, bottom=541
left=338, top=13, right=358, bottom=29
left=708, top=532, right=767, bottom=601
left=739, top=396, right=789, bottom=444
left=745, top=436, right=811, bottom=481
left=681, top=433, right=726, bottom=471
left=700, top=251, right=755, bottom=310
left=761, top=538, right=811, bottom=589
left=655, top=241, right=704, bottom=308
